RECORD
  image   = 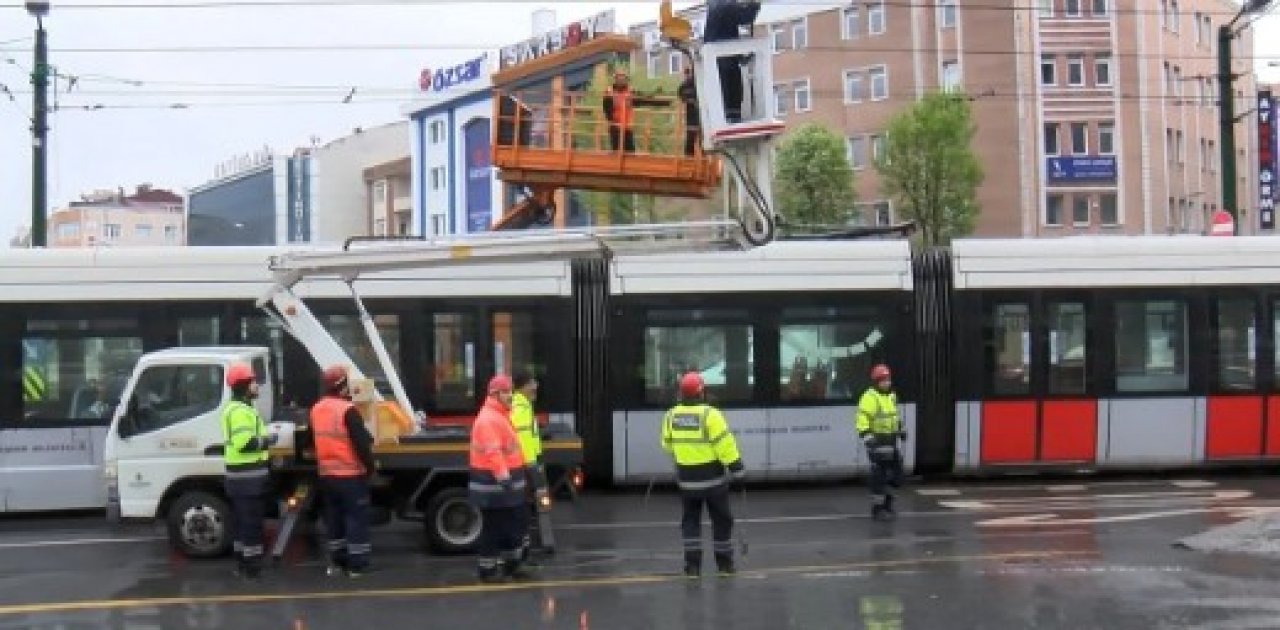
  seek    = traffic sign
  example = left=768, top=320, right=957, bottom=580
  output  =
left=1210, top=210, right=1235, bottom=236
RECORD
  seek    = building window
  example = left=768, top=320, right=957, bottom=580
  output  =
left=1041, top=55, right=1056, bottom=85
left=1065, top=0, right=1081, bottom=16
left=1208, top=140, right=1216, bottom=171
left=1099, top=122, right=1115, bottom=154
left=135, top=224, right=153, bottom=238
left=373, top=218, right=386, bottom=236
left=646, top=50, right=661, bottom=77
left=792, top=20, right=808, bottom=49
left=848, top=135, right=868, bottom=170
left=1044, top=122, right=1060, bottom=155
left=771, top=24, right=788, bottom=52
left=1169, top=0, right=1179, bottom=32
left=1038, top=0, right=1053, bottom=18
left=874, top=201, right=892, bottom=225
left=1176, top=130, right=1185, bottom=164
left=1193, top=11, right=1202, bottom=43
left=103, top=224, right=122, bottom=241
left=774, top=84, right=790, bottom=116
left=842, top=6, right=860, bottom=39
left=1094, top=54, right=1112, bottom=86
left=428, top=120, right=447, bottom=145
left=372, top=180, right=387, bottom=205
left=869, top=66, right=888, bottom=100
left=431, top=214, right=447, bottom=236
left=1100, top=192, right=1118, bottom=225
left=1070, top=122, right=1088, bottom=154
left=870, top=134, right=886, bottom=164
left=868, top=0, right=886, bottom=35
left=1067, top=54, right=1085, bottom=86
left=1172, top=66, right=1182, bottom=99
left=668, top=52, right=682, bottom=74
left=430, top=166, right=446, bottom=191
left=55, top=223, right=80, bottom=239
left=794, top=79, right=812, bottom=112
left=1046, top=193, right=1064, bottom=225
left=844, top=70, right=865, bottom=102
left=1091, top=0, right=1108, bottom=16
left=939, top=0, right=956, bottom=28
left=941, top=60, right=960, bottom=92
left=164, top=225, right=178, bottom=242
left=1072, top=196, right=1090, bottom=225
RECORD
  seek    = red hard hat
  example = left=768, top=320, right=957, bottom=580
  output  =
left=488, top=373, right=513, bottom=394
left=678, top=372, right=704, bottom=398
left=871, top=364, right=892, bottom=381
left=225, top=362, right=255, bottom=387
left=321, top=365, right=348, bottom=390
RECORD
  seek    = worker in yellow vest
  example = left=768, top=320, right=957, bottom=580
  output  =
left=221, top=362, right=275, bottom=579
left=511, top=370, right=554, bottom=555
left=661, top=372, right=745, bottom=578
left=856, top=364, right=906, bottom=521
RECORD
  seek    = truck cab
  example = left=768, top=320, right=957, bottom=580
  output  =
left=103, top=346, right=292, bottom=557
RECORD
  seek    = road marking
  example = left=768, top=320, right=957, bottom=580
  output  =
left=1172, top=480, right=1218, bottom=489
left=1048, top=485, right=1087, bottom=493
left=0, top=536, right=164, bottom=550
left=977, top=506, right=1280, bottom=527
left=0, top=551, right=1093, bottom=617
left=940, top=489, right=1253, bottom=511
left=915, top=488, right=961, bottom=496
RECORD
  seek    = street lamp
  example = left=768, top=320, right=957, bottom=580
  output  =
left=1219, top=0, right=1274, bottom=235
left=26, top=0, right=50, bottom=248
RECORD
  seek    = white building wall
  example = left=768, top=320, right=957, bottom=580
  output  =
left=308, top=121, right=411, bottom=245
left=419, top=111, right=451, bottom=236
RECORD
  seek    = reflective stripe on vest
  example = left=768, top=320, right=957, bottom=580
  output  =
left=22, top=367, right=45, bottom=403
left=222, top=400, right=268, bottom=467
left=311, top=396, right=365, bottom=478
left=608, top=88, right=634, bottom=128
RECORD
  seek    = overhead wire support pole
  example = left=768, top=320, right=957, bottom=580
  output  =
left=27, top=2, right=50, bottom=247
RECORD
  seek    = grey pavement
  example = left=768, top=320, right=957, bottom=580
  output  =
left=1, top=476, right=1280, bottom=629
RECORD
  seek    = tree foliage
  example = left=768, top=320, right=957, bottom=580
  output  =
left=772, top=124, right=858, bottom=226
left=876, top=91, right=984, bottom=246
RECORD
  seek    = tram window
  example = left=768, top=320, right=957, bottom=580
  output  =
left=779, top=306, right=886, bottom=401
left=643, top=310, right=754, bottom=405
left=122, top=364, right=222, bottom=436
left=325, top=315, right=401, bottom=399
left=21, top=320, right=143, bottom=424
left=1114, top=300, right=1189, bottom=392
left=1048, top=303, right=1088, bottom=395
left=432, top=313, right=477, bottom=412
left=988, top=304, right=1031, bottom=396
left=178, top=317, right=221, bottom=346
left=1216, top=299, right=1256, bottom=391
left=493, top=312, right=539, bottom=377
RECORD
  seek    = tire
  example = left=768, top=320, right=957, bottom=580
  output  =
left=424, top=486, right=482, bottom=555
left=167, top=489, right=233, bottom=559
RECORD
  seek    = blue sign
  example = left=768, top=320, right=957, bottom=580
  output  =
left=1046, top=156, right=1117, bottom=183
left=463, top=118, right=492, bottom=233
left=419, top=54, right=486, bottom=94
left=1259, top=90, right=1275, bottom=231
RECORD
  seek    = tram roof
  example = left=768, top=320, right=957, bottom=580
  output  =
left=952, top=236, right=1280, bottom=289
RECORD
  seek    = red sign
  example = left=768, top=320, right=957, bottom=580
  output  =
left=1210, top=210, right=1235, bottom=236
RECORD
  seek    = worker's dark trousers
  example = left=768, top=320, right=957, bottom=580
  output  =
left=320, top=476, right=372, bottom=571
left=609, top=127, right=636, bottom=152
left=680, top=486, right=734, bottom=570
left=868, top=449, right=904, bottom=509
left=225, top=472, right=267, bottom=574
left=478, top=506, right=528, bottom=576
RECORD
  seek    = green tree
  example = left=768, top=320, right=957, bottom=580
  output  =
left=773, top=123, right=858, bottom=227
left=877, top=91, right=984, bottom=246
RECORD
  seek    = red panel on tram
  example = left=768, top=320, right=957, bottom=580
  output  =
left=1206, top=396, right=1264, bottom=458
left=980, top=400, right=1037, bottom=463
left=1040, top=400, right=1097, bottom=462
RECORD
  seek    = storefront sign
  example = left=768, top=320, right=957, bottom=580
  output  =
left=418, top=54, right=487, bottom=94
left=463, top=118, right=492, bottom=232
left=1045, top=156, right=1117, bottom=183
left=1259, top=90, right=1275, bottom=231
left=498, top=9, right=616, bottom=69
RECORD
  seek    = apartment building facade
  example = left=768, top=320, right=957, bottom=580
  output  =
left=632, top=0, right=1262, bottom=236
left=48, top=185, right=184, bottom=248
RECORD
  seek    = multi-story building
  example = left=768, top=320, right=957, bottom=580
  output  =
left=187, top=148, right=311, bottom=246
left=48, top=184, right=184, bottom=248
left=631, top=0, right=1262, bottom=237
left=364, top=156, right=413, bottom=238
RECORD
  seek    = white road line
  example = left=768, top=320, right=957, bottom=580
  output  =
left=1048, top=484, right=1087, bottom=493
left=0, top=536, right=164, bottom=550
left=915, top=489, right=962, bottom=496
left=1172, top=480, right=1218, bottom=489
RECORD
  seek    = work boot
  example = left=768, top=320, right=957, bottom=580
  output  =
left=683, top=550, right=702, bottom=578
left=884, top=494, right=897, bottom=517
left=871, top=504, right=888, bottom=522
left=715, top=555, right=736, bottom=577
left=502, top=559, right=536, bottom=581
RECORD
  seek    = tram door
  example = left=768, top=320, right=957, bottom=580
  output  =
left=1204, top=295, right=1280, bottom=459
left=979, top=295, right=1096, bottom=465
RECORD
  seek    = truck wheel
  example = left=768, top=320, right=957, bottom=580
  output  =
left=167, top=490, right=232, bottom=558
left=424, top=487, right=482, bottom=555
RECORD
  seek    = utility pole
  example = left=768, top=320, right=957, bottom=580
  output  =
left=26, top=1, right=51, bottom=248
left=1218, top=0, right=1274, bottom=236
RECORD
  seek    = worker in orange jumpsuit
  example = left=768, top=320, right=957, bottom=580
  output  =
left=469, top=374, right=531, bottom=583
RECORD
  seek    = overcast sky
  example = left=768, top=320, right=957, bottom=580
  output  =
left=0, top=0, right=1276, bottom=245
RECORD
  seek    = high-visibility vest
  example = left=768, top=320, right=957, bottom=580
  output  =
left=311, top=396, right=365, bottom=478
left=510, top=392, right=542, bottom=464
left=468, top=397, right=527, bottom=507
left=222, top=400, right=268, bottom=469
left=22, top=366, right=45, bottom=403
left=856, top=389, right=900, bottom=436
left=606, top=88, right=635, bottom=128
left=660, top=403, right=743, bottom=491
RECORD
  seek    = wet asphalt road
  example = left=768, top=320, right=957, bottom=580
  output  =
left=3, top=476, right=1280, bottom=629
